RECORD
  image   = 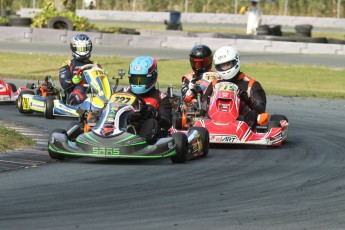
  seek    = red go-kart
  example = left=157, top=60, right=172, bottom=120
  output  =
left=172, top=81, right=288, bottom=147
left=0, top=79, right=25, bottom=104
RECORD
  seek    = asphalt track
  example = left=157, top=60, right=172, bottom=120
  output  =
left=0, top=43, right=345, bottom=229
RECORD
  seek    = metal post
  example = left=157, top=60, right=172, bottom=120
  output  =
left=337, top=0, right=341, bottom=18
left=284, top=0, right=288, bottom=16
left=234, top=0, right=238, bottom=14
left=185, top=0, right=188, bottom=13
left=132, top=0, right=136, bottom=11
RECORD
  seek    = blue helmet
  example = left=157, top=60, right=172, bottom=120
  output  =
left=129, top=56, right=158, bottom=95
left=70, top=34, right=92, bottom=60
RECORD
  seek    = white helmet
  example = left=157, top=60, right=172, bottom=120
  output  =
left=213, top=46, right=240, bottom=81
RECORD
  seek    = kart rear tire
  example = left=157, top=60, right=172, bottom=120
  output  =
left=7, top=83, right=17, bottom=93
left=270, top=114, right=288, bottom=122
left=171, top=132, right=188, bottom=163
left=17, top=91, right=34, bottom=114
left=189, top=127, right=209, bottom=158
left=267, top=120, right=281, bottom=130
left=44, top=96, right=55, bottom=119
left=48, top=129, right=66, bottom=160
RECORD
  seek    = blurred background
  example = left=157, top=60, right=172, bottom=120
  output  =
left=1, top=0, right=345, bottom=18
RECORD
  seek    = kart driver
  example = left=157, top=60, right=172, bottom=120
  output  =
left=59, top=33, right=100, bottom=105
left=38, top=75, right=57, bottom=97
left=202, top=45, right=269, bottom=128
left=125, top=56, right=173, bottom=144
left=181, top=44, right=215, bottom=104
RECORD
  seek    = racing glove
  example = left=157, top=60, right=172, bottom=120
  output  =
left=257, top=113, right=269, bottom=126
left=142, top=105, right=159, bottom=120
left=72, top=74, right=82, bottom=85
left=188, top=81, right=196, bottom=90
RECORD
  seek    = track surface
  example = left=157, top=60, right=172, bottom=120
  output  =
left=1, top=43, right=345, bottom=229
left=1, top=95, right=345, bottom=229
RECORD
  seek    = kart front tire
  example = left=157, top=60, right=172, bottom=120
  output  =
left=172, top=112, right=183, bottom=130
left=8, top=83, right=17, bottom=93
left=17, top=91, right=34, bottom=114
left=44, top=96, right=55, bottom=119
left=48, top=129, right=66, bottom=160
left=171, top=132, right=188, bottom=163
left=189, top=127, right=210, bottom=158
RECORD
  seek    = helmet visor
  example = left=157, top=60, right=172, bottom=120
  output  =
left=129, top=75, right=151, bottom=85
left=190, top=56, right=212, bottom=70
left=215, top=60, right=238, bottom=72
left=75, top=45, right=91, bottom=53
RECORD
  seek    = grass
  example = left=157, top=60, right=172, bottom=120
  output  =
left=0, top=124, right=35, bottom=153
left=0, top=52, right=345, bottom=99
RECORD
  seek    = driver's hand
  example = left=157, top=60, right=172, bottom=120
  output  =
left=72, top=75, right=82, bottom=85
left=141, top=105, right=159, bottom=119
left=188, top=81, right=196, bottom=90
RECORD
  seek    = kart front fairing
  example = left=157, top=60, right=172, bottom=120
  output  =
left=50, top=66, right=112, bottom=118
left=48, top=92, right=178, bottom=158
left=193, top=82, right=288, bottom=146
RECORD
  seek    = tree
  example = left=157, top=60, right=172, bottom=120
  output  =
left=54, top=0, right=76, bottom=12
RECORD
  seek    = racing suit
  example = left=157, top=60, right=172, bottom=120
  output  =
left=59, top=58, right=96, bottom=105
left=202, top=71, right=267, bottom=128
left=126, top=87, right=173, bottom=144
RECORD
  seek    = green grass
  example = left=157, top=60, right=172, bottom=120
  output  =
left=1, top=52, right=344, bottom=99
left=0, top=124, right=35, bottom=153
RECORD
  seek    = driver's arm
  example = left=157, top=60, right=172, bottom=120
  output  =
left=250, top=82, right=267, bottom=114
left=59, top=62, right=74, bottom=90
left=157, top=96, right=173, bottom=129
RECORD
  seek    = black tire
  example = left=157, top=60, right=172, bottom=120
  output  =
left=267, top=120, right=281, bottom=130
left=327, top=38, right=345, bottom=44
left=66, top=121, right=83, bottom=141
left=17, top=91, right=34, bottom=114
left=172, top=112, right=183, bottom=130
left=189, top=127, right=210, bottom=158
left=270, top=114, right=288, bottom=123
left=7, top=83, right=17, bottom=93
left=48, top=129, right=67, bottom=160
left=8, top=16, right=32, bottom=27
left=295, top=24, right=313, bottom=37
left=171, top=132, right=188, bottom=163
left=47, top=16, right=73, bottom=30
left=44, top=96, right=55, bottom=119
left=256, top=25, right=270, bottom=35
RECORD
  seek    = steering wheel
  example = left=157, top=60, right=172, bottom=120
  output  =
left=76, top=64, right=102, bottom=75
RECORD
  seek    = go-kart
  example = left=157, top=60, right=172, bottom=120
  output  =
left=48, top=76, right=209, bottom=163
left=0, top=79, right=25, bottom=104
left=17, top=75, right=61, bottom=114
left=173, top=81, right=288, bottom=147
left=43, top=64, right=112, bottom=119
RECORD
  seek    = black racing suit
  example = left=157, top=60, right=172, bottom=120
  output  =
left=126, top=87, right=173, bottom=144
left=59, top=58, right=95, bottom=105
left=202, top=71, right=267, bottom=127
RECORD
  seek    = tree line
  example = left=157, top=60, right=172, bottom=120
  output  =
left=3, top=0, right=345, bottom=18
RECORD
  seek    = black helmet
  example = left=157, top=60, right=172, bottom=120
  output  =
left=189, top=44, right=213, bottom=75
